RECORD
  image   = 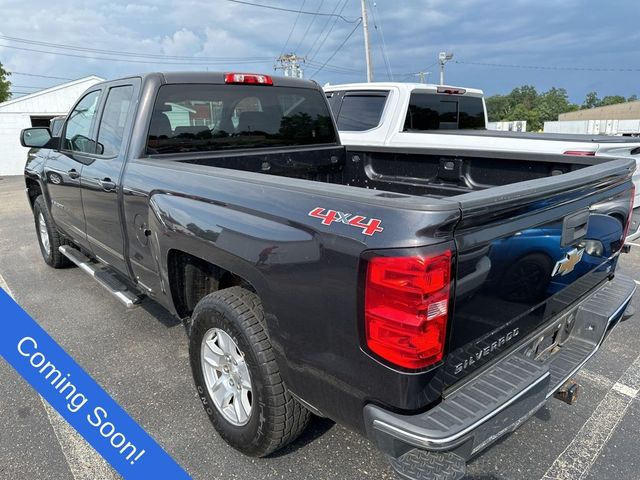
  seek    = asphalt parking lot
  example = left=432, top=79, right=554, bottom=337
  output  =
left=1, top=173, right=639, bottom=480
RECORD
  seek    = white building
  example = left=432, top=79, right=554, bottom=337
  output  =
left=0, top=75, right=104, bottom=176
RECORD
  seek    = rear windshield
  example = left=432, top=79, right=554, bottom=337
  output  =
left=147, top=84, right=337, bottom=154
left=333, top=93, right=387, bottom=131
left=403, top=92, right=485, bottom=131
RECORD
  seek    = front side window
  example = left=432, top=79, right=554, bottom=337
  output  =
left=404, top=93, right=485, bottom=131
left=97, top=85, right=134, bottom=156
left=147, top=84, right=337, bottom=154
left=64, top=90, right=100, bottom=153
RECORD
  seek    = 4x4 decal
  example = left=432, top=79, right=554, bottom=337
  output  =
left=308, top=207, right=384, bottom=236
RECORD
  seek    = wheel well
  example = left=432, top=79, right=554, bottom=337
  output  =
left=25, top=178, right=42, bottom=209
left=167, top=250, right=254, bottom=319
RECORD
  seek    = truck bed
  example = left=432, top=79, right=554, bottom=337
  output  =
left=162, top=143, right=605, bottom=198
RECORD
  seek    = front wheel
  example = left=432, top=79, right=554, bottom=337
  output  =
left=189, top=286, right=310, bottom=457
left=33, top=195, right=70, bottom=268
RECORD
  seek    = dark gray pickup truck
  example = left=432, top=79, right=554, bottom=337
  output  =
left=21, top=72, right=636, bottom=480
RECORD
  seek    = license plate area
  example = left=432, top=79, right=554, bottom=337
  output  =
left=524, top=310, right=578, bottom=361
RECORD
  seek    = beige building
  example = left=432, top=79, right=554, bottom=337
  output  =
left=559, top=101, right=640, bottom=121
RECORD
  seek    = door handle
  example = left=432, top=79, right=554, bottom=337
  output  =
left=67, top=169, right=80, bottom=179
left=98, top=178, right=117, bottom=191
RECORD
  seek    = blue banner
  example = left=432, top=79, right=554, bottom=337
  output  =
left=0, top=288, right=190, bottom=480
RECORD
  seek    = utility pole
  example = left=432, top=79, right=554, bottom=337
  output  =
left=360, top=0, right=373, bottom=82
left=274, top=54, right=305, bottom=79
left=438, top=51, right=453, bottom=85
left=416, top=71, right=431, bottom=84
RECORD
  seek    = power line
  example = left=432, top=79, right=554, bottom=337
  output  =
left=11, top=84, right=47, bottom=89
left=294, top=0, right=325, bottom=53
left=455, top=60, right=640, bottom=72
left=221, top=0, right=361, bottom=23
left=310, top=19, right=362, bottom=79
left=280, top=0, right=306, bottom=57
left=11, top=71, right=74, bottom=81
left=0, top=43, right=271, bottom=66
left=305, top=0, right=342, bottom=58
left=396, top=62, right=438, bottom=81
left=306, top=61, right=358, bottom=75
left=306, top=59, right=360, bottom=73
left=0, top=34, right=271, bottom=61
left=369, top=0, right=392, bottom=81
left=307, top=0, right=348, bottom=61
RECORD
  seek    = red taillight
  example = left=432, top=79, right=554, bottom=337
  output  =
left=364, top=251, right=452, bottom=370
left=563, top=150, right=596, bottom=156
left=224, top=72, right=273, bottom=85
left=623, top=184, right=636, bottom=240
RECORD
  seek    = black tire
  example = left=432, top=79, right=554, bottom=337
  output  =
left=499, top=253, right=552, bottom=303
left=33, top=195, right=71, bottom=268
left=189, top=286, right=310, bottom=457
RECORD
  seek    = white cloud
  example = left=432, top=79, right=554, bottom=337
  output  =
left=160, top=28, right=201, bottom=56
left=0, top=0, right=636, bottom=100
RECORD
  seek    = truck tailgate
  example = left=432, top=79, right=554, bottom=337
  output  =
left=445, top=158, right=635, bottom=387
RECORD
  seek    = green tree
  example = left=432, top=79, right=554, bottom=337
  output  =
left=509, top=85, right=538, bottom=110
left=485, top=85, right=636, bottom=131
left=485, top=85, right=581, bottom=131
left=598, top=95, right=627, bottom=107
left=484, top=94, right=511, bottom=122
left=628, top=94, right=638, bottom=102
left=582, top=91, right=600, bottom=109
left=538, top=87, right=579, bottom=125
left=0, top=62, right=11, bottom=103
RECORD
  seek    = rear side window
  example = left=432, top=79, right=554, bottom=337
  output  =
left=97, top=85, right=134, bottom=156
left=147, top=84, right=337, bottom=154
left=334, top=93, right=387, bottom=131
left=404, top=93, right=485, bottom=131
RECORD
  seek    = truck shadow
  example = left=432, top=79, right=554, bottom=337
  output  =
left=268, top=416, right=337, bottom=458
left=139, top=298, right=183, bottom=328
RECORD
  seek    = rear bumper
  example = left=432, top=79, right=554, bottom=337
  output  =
left=364, top=274, right=636, bottom=480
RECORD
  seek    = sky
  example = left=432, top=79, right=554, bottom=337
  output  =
left=1, top=0, right=639, bottom=103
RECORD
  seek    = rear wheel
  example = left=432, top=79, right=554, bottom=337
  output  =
left=189, top=286, right=310, bottom=457
left=33, top=195, right=70, bottom=268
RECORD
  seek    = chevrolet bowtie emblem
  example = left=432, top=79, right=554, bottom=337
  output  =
left=552, top=248, right=585, bottom=277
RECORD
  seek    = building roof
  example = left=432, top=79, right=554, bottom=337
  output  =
left=559, top=100, right=640, bottom=121
left=0, top=75, right=104, bottom=111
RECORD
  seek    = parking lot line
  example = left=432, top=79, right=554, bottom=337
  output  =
left=577, top=368, right=614, bottom=390
left=0, top=272, right=14, bottom=298
left=542, top=354, right=640, bottom=480
left=0, top=272, right=118, bottom=480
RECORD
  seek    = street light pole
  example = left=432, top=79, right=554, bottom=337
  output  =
left=360, top=0, right=373, bottom=82
left=438, top=51, right=453, bottom=85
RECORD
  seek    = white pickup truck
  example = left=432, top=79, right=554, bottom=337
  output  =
left=324, top=82, right=640, bottom=240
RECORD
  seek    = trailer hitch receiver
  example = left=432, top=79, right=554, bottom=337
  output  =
left=554, top=380, right=581, bottom=405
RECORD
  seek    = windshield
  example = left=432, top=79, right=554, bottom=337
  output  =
left=147, top=84, right=337, bottom=154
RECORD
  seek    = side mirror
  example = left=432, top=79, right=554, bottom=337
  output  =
left=21, top=127, right=52, bottom=148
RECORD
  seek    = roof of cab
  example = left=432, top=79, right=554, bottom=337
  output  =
left=323, top=82, right=484, bottom=97
left=91, top=72, right=321, bottom=90
left=159, top=71, right=319, bottom=89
